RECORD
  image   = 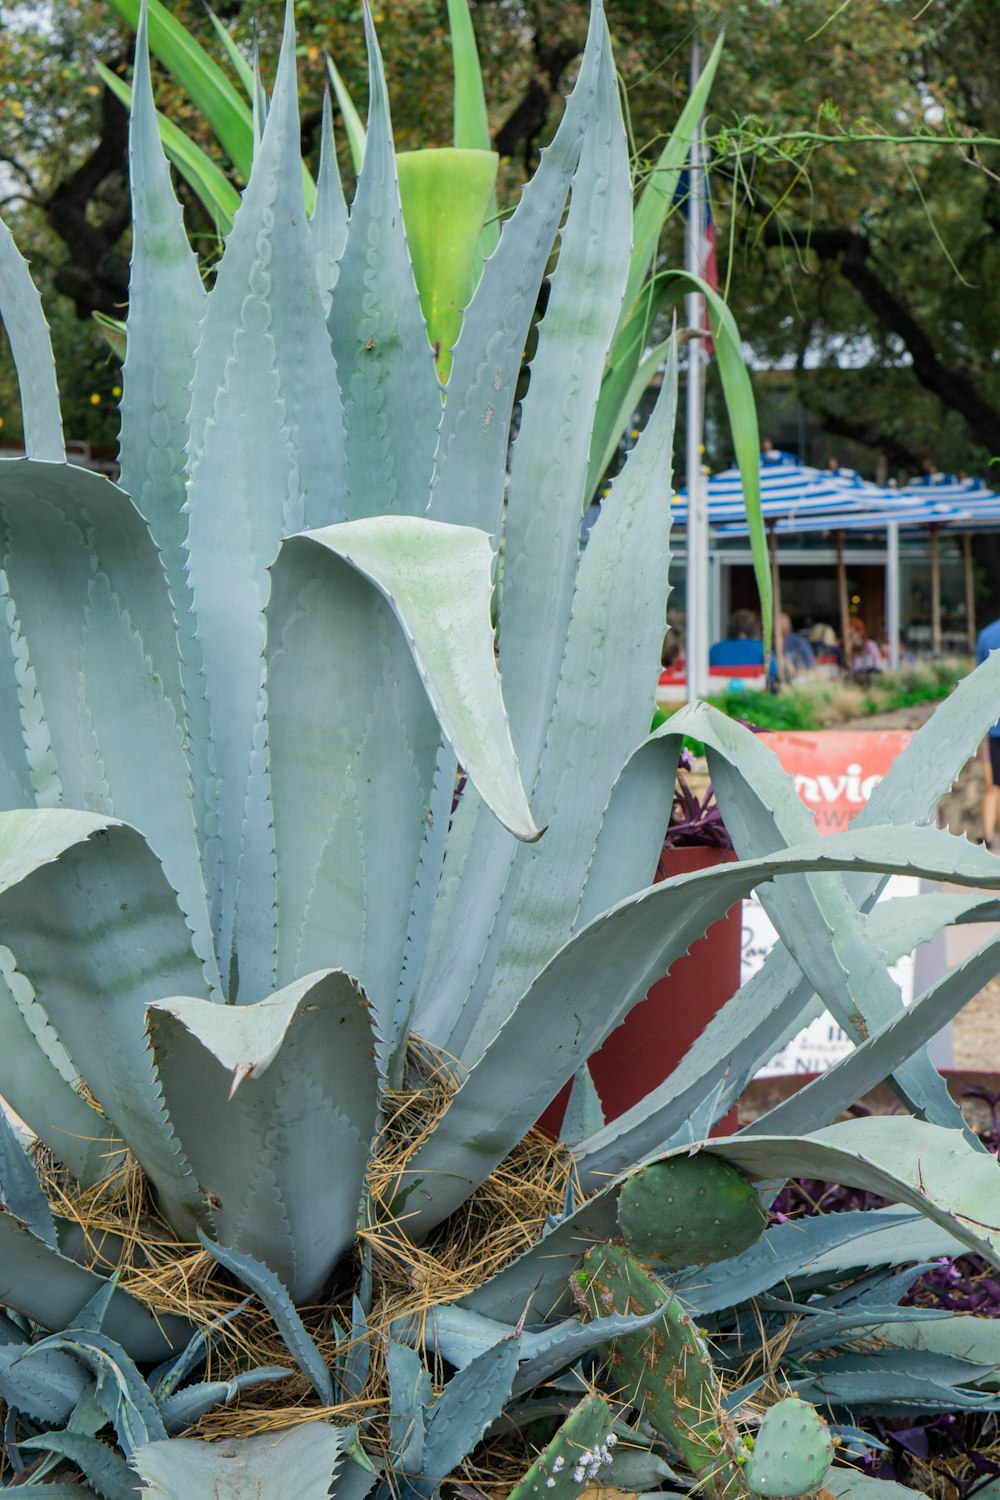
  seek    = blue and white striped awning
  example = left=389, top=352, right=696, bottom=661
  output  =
left=897, top=473, right=997, bottom=504
left=714, top=501, right=972, bottom=538
left=672, top=451, right=898, bottom=526
left=672, top=454, right=1000, bottom=533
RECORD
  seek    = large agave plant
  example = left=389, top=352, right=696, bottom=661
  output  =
left=4, top=1, right=1000, bottom=1494
left=97, top=0, right=769, bottom=601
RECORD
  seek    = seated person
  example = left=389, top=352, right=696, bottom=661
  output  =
left=808, top=621, right=844, bottom=668
left=850, top=618, right=883, bottom=676
left=778, top=612, right=816, bottom=676
left=709, top=608, right=765, bottom=668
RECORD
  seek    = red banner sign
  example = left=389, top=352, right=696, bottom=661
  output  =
left=759, top=731, right=913, bottom=835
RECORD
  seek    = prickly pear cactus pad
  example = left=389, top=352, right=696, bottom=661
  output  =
left=617, top=1153, right=768, bottom=1268
left=745, top=1397, right=834, bottom=1499
left=508, top=1394, right=617, bottom=1499
left=576, top=1244, right=745, bottom=1499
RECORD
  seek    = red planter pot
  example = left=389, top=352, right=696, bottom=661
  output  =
left=538, top=845, right=742, bottom=1137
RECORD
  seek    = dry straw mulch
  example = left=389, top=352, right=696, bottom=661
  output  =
left=29, top=1038, right=573, bottom=1488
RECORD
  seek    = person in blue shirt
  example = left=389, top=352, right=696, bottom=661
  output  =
left=976, top=616, right=1000, bottom=849
left=709, top=608, right=765, bottom=669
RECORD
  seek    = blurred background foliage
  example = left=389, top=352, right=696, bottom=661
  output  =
left=0, top=0, right=997, bottom=486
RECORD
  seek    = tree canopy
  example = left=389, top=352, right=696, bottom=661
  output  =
left=0, top=0, right=996, bottom=489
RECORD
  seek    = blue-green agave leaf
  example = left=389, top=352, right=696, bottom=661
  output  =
left=266, top=535, right=440, bottom=1034
left=149, top=972, right=378, bottom=1304
left=429, top=0, right=601, bottom=534
left=793, top=1350, right=1000, bottom=1412
left=333, top=1294, right=371, bottom=1404
left=560, top=1064, right=604, bottom=1146
left=197, top=1234, right=334, bottom=1404
left=416, top=10, right=637, bottom=1062
left=156, top=1367, right=292, bottom=1434
left=12, top=1488, right=100, bottom=1498
left=119, top=1, right=213, bottom=877
left=869, top=1314, right=1000, bottom=1371
left=585, top=291, right=671, bottom=505
left=840, top=648, right=1000, bottom=904
left=394, top=823, right=1000, bottom=1237
left=26, top=1330, right=168, bottom=1453
left=0, top=1342, right=89, bottom=1426
left=0, top=572, right=43, bottom=809
left=751, top=924, right=1000, bottom=1139
left=706, top=1117, right=1000, bottom=1267
left=386, top=1340, right=431, bottom=1474
left=0, top=460, right=215, bottom=990
left=119, top=1, right=206, bottom=634
left=250, top=25, right=269, bottom=155
left=572, top=802, right=1000, bottom=1187
left=825, top=1473, right=927, bottom=1500
left=19, top=1430, right=139, bottom=1499
left=668, top=701, right=973, bottom=1138
left=422, top=1336, right=520, bottom=1478
left=267, top=519, right=538, bottom=1072
left=310, top=87, right=349, bottom=314
left=326, top=8, right=440, bottom=524
left=271, top=522, right=537, bottom=884
left=136, top=1424, right=357, bottom=1498
left=419, top=1298, right=685, bottom=1401
left=183, top=1, right=344, bottom=1002
left=448, top=348, right=677, bottom=1062
left=0, top=810, right=206, bottom=1235
left=0, top=1104, right=56, bottom=1246
left=499, top=13, right=630, bottom=794
left=390, top=738, right=459, bottom=1084
left=675, top=1210, right=925, bottom=1316
left=455, top=1181, right=616, bottom=1326
left=0, top=1210, right=188, bottom=1364
left=0, top=218, right=64, bottom=461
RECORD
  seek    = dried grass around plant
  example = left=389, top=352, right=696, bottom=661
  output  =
left=29, top=1038, right=573, bottom=1474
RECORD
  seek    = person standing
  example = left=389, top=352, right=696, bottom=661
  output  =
left=977, top=615, right=1000, bottom=850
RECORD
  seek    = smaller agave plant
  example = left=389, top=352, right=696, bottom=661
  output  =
left=3, top=1, right=1000, bottom=1496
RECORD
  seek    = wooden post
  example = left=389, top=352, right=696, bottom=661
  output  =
left=963, top=532, right=977, bottom=652
left=769, top=522, right=784, bottom=684
left=836, top=530, right=851, bottom=670
left=930, top=523, right=941, bottom=657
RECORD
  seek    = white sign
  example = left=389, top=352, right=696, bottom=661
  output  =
left=744, top=877, right=918, bottom=1076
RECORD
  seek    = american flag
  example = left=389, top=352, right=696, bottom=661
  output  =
left=674, top=166, right=718, bottom=355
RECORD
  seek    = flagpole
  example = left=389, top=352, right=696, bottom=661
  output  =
left=684, top=35, right=710, bottom=702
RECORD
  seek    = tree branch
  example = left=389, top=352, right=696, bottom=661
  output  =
left=762, top=221, right=1000, bottom=451
left=493, top=33, right=582, bottom=168
left=807, top=403, right=923, bottom=474
left=42, top=80, right=131, bottom=319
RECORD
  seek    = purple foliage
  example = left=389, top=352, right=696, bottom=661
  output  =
left=856, top=1412, right=1000, bottom=1499
left=769, top=1095, right=1000, bottom=1492
left=660, top=767, right=734, bottom=856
